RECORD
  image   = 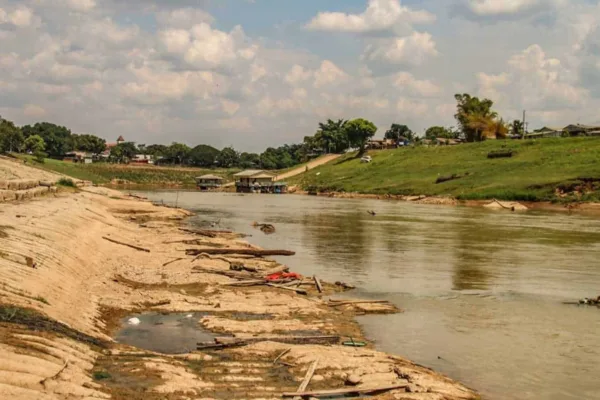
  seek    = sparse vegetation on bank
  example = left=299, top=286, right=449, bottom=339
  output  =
left=294, top=137, right=600, bottom=203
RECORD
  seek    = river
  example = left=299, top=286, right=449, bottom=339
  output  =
left=135, top=191, right=600, bottom=400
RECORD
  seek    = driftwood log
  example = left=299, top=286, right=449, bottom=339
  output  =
left=263, top=265, right=290, bottom=276
left=293, top=359, right=319, bottom=400
left=313, top=276, right=323, bottom=293
left=282, top=383, right=408, bottom=398
left=102, top=236, right=150, bottom=253
left=197, top=335, right=340, bottom=350
left=179, top=228, right=234, bottom=237
left=328, top=300, right=391, bottom=307
left=266, top=283, right=307, bottom=295
left=186, top=248, right=295, bottom=257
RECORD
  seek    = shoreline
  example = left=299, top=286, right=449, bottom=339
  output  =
left=0, top=166, right=480, bottom=399
left=289, top=190, right=600, bottom=214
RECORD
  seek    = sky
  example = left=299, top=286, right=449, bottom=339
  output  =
left=1, top=0, right=600, bottom=151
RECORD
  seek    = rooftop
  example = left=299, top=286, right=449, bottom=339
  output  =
left=233, top=169, right=275, bottom=178
left=196, top=174, right=224, bottom=180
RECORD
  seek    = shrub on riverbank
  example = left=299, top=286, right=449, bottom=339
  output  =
left=294, top=137, right=600, bottom=202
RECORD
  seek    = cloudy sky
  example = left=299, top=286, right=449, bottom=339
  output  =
left=1, top=0, right=600, bottom=151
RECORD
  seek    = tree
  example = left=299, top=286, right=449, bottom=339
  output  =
left=218, top=146, right=240, bottom=168
left=239, top=152, right=260, bottom=168
left=0, top=117, right=24, bottom=153
left=425, top=126, right=456, bottom=141
left=110, top=142, right=137, bottom=163
left=145, top=144, right=169, bottom=159
left=454, top=94, right=497, bottom=142
left=511, top=120, right=524, bottom=136
left=23, top=135, right=45, bottom=153
left=315, top=119, right=348, bottom=153
left=466, top=114, right=508, bottom=141
left=385, top=124, right=414, bottom=141
left=72, top=134, right=106, bottom=155
left=486, top=119, right=509, bottom=139
left=344, top=118, right=377, bottom=156
left=166, top=142, right=191, bottom=165
left=22, top=122, right=73, bottom=157
left=188, top=144, right=219, bottom=167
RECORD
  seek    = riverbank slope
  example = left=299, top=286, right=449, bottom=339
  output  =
left=293, top=137, right=600, bottom=203
left=0, top=160, right=478, bottom=399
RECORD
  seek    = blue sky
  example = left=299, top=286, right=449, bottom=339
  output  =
left=1, top=0, right=600, bottom=151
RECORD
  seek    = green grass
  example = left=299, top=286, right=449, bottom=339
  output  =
left=292, top=137, right=600, bottom=202
left=15, top=155, right=240, bottom=186
left=57, top=177, right=76, bottom=187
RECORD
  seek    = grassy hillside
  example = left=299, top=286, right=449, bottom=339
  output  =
left=294, top=137, right=600, bottom=202
left=16, top=155, right=239, bottom=186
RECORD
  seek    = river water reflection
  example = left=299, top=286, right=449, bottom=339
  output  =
left=136, top=191, right=600, bottom=400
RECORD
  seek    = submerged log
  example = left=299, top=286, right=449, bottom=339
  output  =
left=328, top=300, right=391, bottom=307
left=179, top=228, right=233, bottom=237
left=186, top=248, right=295, bottom=257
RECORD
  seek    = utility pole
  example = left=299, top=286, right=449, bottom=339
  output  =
left=522, top=110, right=526, bottom=139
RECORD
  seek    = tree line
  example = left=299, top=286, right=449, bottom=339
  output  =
left=0, top=93, right=526, bottom=168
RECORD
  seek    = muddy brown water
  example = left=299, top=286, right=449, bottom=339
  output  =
left=115, top=312, right=215, bottom=354
left=135, top=191, right=600, bottom=400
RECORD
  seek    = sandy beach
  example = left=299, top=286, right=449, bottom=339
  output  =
left=0, top=158, right=478, bottom=400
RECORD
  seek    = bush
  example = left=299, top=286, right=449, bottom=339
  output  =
left=34, top=151, right=46, bottom=163
left=57, top=178, right=76, bottom=187
left=93, top=371, right=111, bottom=380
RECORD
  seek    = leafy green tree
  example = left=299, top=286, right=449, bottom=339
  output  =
left=166, top=142, right=191, bottom=165
left=454, top=94, right=497, bottom=142
left=145, top=144, right=169, bottom=159
left=511, top=120, right=524, bottom=136
left=239, top=152, right=260, bottom=168
left=23, top=135, right=46, bottom=153
left=71, top=134, right=106, bottom=154
left=188, top=144, right=219, bottom=167
left=385, top=124, right=414, bottom=141
left=218, top=146, right=240, bottom=168
left=344, top=118, right=377, bottom=156
left=425, top=126, right=456, bottom=141
left=110, top=142, right=137, bottom=163
left=22, top=122, right=73, bottom=157
left=0, top=117, right=24, bottom=153
left=314, top=119, right=348, bottom=153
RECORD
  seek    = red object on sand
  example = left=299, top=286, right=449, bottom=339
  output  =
left=266, top=272, right=302, bottom=281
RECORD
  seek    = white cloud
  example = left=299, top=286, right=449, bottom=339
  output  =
left=396, top=98, right=428, bottom=115
left=285, top=65, right=312, bottom=86
left=65, top=0, right=96, bottom=12
left=0, top=6, right=35, bottom=27
left=477, top=44, right=587, bottom=116
left=363, top=32, right=438, bottom=65
left=23, top=104, right=47, bottom=118
left=394, top=72, right=442, bottom=97
left=467, top=0, right=539, bottom=16
left=156, top=7, right=214, bottom=28
left=306, top=0, right=435, bottom=33
left=313, top=60, right=348, bottom=88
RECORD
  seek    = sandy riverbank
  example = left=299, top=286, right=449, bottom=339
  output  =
left=0, top=160, right=478, bottom=400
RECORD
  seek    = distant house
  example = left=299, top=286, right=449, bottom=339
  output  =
left=563, top=124, right=600, bottom=137
left=131, top=154, right=153, bottom=164
left=367, top=138, right=397, bottom=150
left=195, top=174, right=224, bottom=191
left=233, top=170, right=287, bottom=194
left=102, top=135, right=127, bottom=159
left=64, top=151, right=93, bottom=164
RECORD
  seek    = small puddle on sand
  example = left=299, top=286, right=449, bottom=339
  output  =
left=115, top=312, right=216, bottom=354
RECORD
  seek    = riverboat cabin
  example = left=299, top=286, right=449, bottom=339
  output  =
left=196, top=174, right=224, bottom=191
left=233, top=170, right=287, bottom=193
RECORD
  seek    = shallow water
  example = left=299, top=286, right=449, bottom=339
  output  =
left=115, top=312, right=214, bottom=354
left=136, top=191, right=600, bottom=399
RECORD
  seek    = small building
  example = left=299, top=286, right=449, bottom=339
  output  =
left=63, top=151, right=93, bottom=164
left=367, top=138, right=397, bottom=150
left=562, top=124, right=600, bottom=137
left=233, top=170, right=287, bottom=194
left=195, top=174, right=224, bottom=191
left=131, top=154, right=153, bottom=164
